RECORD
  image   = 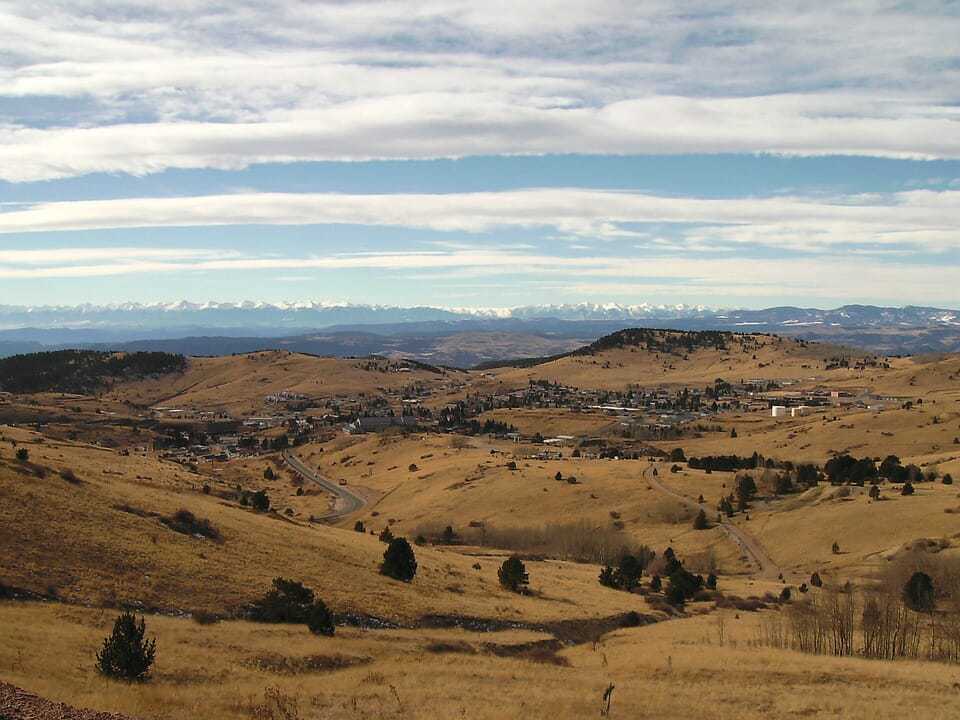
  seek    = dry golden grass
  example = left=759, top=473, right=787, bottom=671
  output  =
left=475, top=408, right=618, bottom=437
left=0, top=425, right=650, bottom=623
left=104, top=351, right=456, bottom=414
left=747, top=480, right=960, bottom=581
left=3, top=601, right=960, bottom=719
left=483, top=333, right=867, bottom=391
left=300, top=434, right=744, bottom=572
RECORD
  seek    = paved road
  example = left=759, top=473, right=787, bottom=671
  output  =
left=283, top=450, right=367, bottom=521
left=643, top=465, right=782, bottom=580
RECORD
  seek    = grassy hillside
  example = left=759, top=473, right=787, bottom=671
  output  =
left=485, top=331, right=872, bottom=391
left=0, top=426, right=646, bottom=624
left=300, top=434, right=743, bottom=573
left=106, top=351, right=460, bottom=414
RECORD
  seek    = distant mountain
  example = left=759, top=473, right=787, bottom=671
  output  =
left=0, top=301, right=958, bottom=360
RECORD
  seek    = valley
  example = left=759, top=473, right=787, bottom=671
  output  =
left=2, top=329, right=960, bottom=718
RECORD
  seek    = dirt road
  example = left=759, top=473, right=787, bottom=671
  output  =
left=643, top=465, right=782, bottom=580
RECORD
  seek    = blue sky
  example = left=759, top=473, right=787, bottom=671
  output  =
left=1, top=1, right=959, bottom=310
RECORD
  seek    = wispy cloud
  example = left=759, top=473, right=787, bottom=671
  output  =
left=0, top=245, right=957, bottom=305
left=1, top=188, right=957, bottom=253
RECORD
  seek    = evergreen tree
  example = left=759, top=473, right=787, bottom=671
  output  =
left=381, top=537, right=418, bottom=582
left=96, top=612, right=156, bottom=681
left=903, top=572, right=935, bottom=612
left=306, top=599, right=336, bottom=636
left=251, top=489, right=270, bottom=512
left=498, top=556, right=529, bottom=593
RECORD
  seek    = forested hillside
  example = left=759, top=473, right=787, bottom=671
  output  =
left=0, top=350, right=186, bottom=394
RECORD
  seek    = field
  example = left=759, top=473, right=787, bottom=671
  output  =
left=3, top=601, right=959, bottom=719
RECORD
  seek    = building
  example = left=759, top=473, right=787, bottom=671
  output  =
left=771, top=405, right=788, bottom=418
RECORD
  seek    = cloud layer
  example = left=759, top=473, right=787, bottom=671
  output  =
left=1, top=1, right=959, bottom=180
left=2, top=188, right=957, bottom=253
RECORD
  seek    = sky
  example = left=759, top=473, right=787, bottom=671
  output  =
left=1, top=1, right=959, bottom=310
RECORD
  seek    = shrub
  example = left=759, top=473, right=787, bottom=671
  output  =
left=441, top=525, right=456, bottom=545
left=869, top=485, right=880, bottom=500
left=810, top=572, right=823, bottom=587
left=15, top=448, right=28, bottom=462
left=96, top=612, right=156, bottom=681
left=903, top=571, right=935, bottom=612
left=706, top=573, right=717, bottom=590
left=944, top=474, right=954, bottom=485
left=162, top=509, right=221, bottom=540
left=408, top=463, right=418, bottom=472
left=555, top=471, right=563, bottom=481
left=779, top=587, right=792, bottom=602
left=381, top=538, right=417, bottom=582
left=354, top=521, right=365, bottom=533
left=378, top=526, right=394, bottom=543
left=901, top=482, right=915, bottom=496
left=692, top=509, right=709, bottom=530
left=669, top=448, right=686, bottom=462
left=251, top=489, right=270, bottom=512
left=599, top=565, right=618, bottom=589
left=59, top=467, right=80, bottom=484
left=306, top=599, right=336, bottom=636
left=498, top=556, right=529, bottom=593
left=263, top=466, right=275, bottom=480
left=649, top=575, right=662, bottom=592
left=249, top=578, right=315, bottom=623
left=831, top=541, right=840, bottom=555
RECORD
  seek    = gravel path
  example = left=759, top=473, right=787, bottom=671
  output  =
left=0, top=683, right=139, bottom=720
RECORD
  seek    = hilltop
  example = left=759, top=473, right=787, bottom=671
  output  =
left=481, top=329, right=872, bottom=390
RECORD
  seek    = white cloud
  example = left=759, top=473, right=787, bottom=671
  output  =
left=1, top=188, right=957, bottom=253
left=0, top=244, right=957, bottom=305
left=0, top=1, right=958, bottom=179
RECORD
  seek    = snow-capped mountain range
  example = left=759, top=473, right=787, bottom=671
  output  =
left=0, top=301, right=956, bottom=333
left=1, top=301, right=959, bottom=359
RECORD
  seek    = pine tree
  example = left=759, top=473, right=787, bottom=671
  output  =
left=498, top=556, right=529, bottom=593
left=903, top=572, right=935, bottom=612
left=96, top=612, right=156, bottom=681
left=307, top=599, right=336, bottom=636
left=381, top=538, right=417, bottom=582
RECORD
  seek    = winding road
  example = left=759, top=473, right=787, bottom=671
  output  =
left=643, top=465, right=782, bottom=580
left=283, top=450, right=367, bottom=522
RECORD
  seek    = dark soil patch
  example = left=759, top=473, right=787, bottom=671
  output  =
left=245, top=653, right=372, bottom=675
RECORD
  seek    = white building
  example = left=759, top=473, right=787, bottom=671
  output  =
left=771, top=405, right=788, bottom=418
